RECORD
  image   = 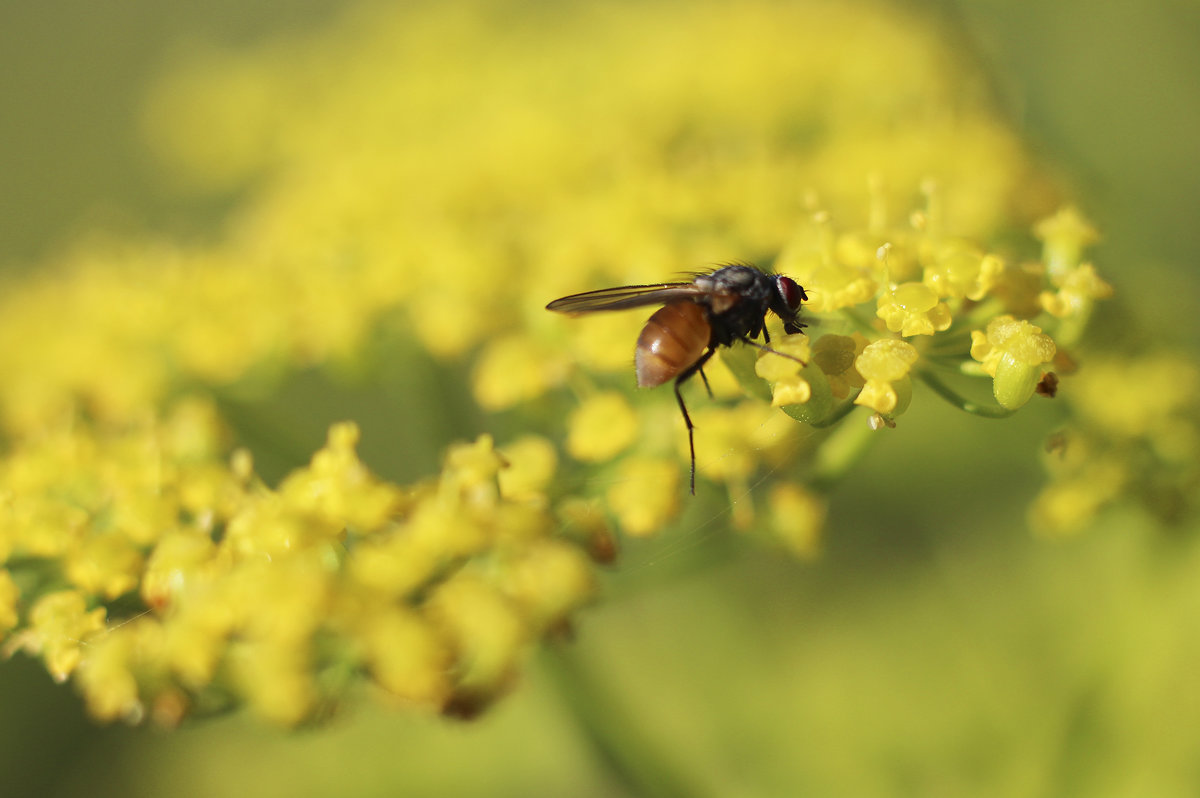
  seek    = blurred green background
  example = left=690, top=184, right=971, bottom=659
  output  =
left=1, top=1, right=1198, bottom=796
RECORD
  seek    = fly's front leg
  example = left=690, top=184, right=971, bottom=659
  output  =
left=737, top=336, right=807, bottom=367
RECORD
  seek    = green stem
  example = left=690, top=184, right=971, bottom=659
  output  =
left=540, top=642, right=713, bottom=798
left=917, top=370, right=1015, bottom=419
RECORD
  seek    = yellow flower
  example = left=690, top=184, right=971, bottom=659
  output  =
left=12, top=590, right=107, bottom=681
left=811, top=333, right=868, bottom=399
left=497, top=539, right=597, bottom=631
left=65, top=533, right=145, bottom=600
left=162, top=596, right=236, bottom=688
left=607, top=456, right=680, bottom=537
left=0, top=0, right=1129, bottom=728
left=343, top=601, right=450, bottom=707
left=424, top=572, right=527, bottom=715
left=279, top=421, right=404, bottom=533
left=876, top=282, right=952, bottom=336
left=228, top=637, right=317, bottom=725
left=473, top=335, right=568, bottom=411
left=497, top=435, right=559, bottom=501
left=970, top=315, right=1057, bottom=410
left=141, top=530, right=219, bottom=610
left=556, top=497, right=618, bottom=564
left=690, top=405, right=769, bottom=485
left=1039, top=263, right=1114, bottom=318
left=803, top=263, right=880, bottom=314
left=769, top=482, right=826, bottom=558
left=0, top=571, right=19, bottom=635
left=754, top=334, right=813, bottom=408
left=923, top=242, right=1003, bottom=301
left=76, top=621, right=156, bottom=724
left=854, top=339, right=919, bottom=416
left=778, top=218, right=880, bottom=314
left=1070, top=354, right=1199, bottom=442
left=566, top=391, right=639, bottom=462
left=1030, top=458, right=1127, bottom=536
left=1034, top=206, right=1099, bottom=279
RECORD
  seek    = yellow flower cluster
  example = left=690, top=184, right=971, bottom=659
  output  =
left=0, top=0, right=1148, bottom=724
left=1032, top=353, right=1200, bottom=536
left=1, top=405, right=596, bottom=725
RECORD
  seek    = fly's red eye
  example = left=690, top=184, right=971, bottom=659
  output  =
left=775, top=276, right=807, bottom=311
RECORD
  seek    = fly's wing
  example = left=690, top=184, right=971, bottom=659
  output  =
left=545, top=282, right=704, bottom=313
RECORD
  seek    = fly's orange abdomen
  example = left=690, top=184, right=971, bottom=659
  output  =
left=635, top=301, right=711, bottom=387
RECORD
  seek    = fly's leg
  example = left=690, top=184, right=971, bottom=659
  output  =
left=738, top=336, right=807, bottom=367
left=674, top=348, right=716, bottom=495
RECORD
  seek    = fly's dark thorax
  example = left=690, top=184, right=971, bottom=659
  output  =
left=695, top=265, right=774, bottom=347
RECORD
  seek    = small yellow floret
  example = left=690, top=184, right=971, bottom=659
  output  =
left=498, top=436, right=558, bottom=500
left=19, top=590, right=108, bottom=681
left=499, top=539, right=597, bottom=630
left=473, top=335, right=566, bottom=411
left=1034, top=206, right=1099, bottom=278
left=811, top=333, right=868, bottom=399
left=425, top=573, right=527, bottom=702
left=0, top=571, right=19, bottom=635
left=769, top=483, right=826, bottom=558
left=280, top=421, right=403, bottom=532
left=1030, top=459, right=1126, bottom=536
left=876, top=282, right=952, bottom=336
left=1070, top=354, right=1200, bottom=441
left=923, top=243, right=1003, bottom=301
left=606, top=456, right=680, bottom=536
left=971, top=315, right=1057, bottom=410
left=76, top=623, right=151, bottom=724
left=1039, top=263, right=1114, bottom=318
left=229, top=638, right=316, bottom=725
left=566, top=391, right=638, bottom=462
left=755, top=334, right=812, bottom=407
left=854, top=339, right=919, bottom=416
left=65, top=534, right=145, bottom=600
left=352, top=604, right=450, bottom=706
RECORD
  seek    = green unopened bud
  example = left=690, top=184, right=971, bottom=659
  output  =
left=971, top=316, right=1057, bottom=410
left=779, top=364, right=835, bottom=424
left=993, top=353, right=1048, bottom=410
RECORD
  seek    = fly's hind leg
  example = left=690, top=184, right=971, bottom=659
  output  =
left=674, top=348, right=716, bottom=495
